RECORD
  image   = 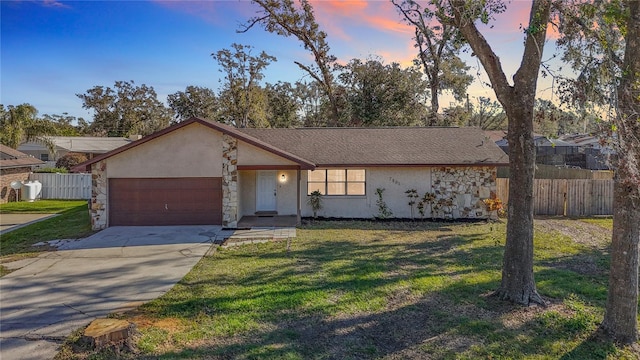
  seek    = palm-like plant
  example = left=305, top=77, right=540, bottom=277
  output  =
left=307, top=190, right=323, bottom=219
left=1, top=104, right=56, bottom=155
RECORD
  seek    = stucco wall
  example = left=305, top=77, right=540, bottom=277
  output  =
left=237, top=142, right=299, bottom=166
left=107, top=123, right=223, bottom=178
left=239, top=170, right=255, bottom=216
left=299, top=166, right=496, bottom=219
left=237, top=171, right=244, bottom=219
left=300, top=167, right=433, bottom=218
left=276, top=170, right=298, bottom=215
left=238, top=170, right=298, bottom=216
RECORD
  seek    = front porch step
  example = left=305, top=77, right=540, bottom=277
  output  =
left=255, top=211, right=278, bottom=216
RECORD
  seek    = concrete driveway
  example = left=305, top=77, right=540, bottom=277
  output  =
left=0, top=225, right=225, bottom=360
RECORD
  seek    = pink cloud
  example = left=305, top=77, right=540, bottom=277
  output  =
left=312, top=0, right=413, bottom=40
left=487, top=1, right=558, bottom=39
left=314, top=0, right=368, bottom=13
left=311, top=1, right=355, bottom=41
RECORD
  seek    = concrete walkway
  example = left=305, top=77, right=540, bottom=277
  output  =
left=0, top=213, right=58, bottom=234
left=0, top=226, right=221, bottom=360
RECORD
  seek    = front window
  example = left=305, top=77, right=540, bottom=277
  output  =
left=307, top=169, right=366, bottom=195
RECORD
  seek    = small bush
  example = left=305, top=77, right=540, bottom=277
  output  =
left=375, top=188, right=392, bottom=219
left=33, top=167, right=68, bottom=173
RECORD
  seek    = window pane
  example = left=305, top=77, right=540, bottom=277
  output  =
left=347, top=183, right=365, bottom=195
left=308, top=183, right=325, bottom=195
left=327, top=169, right=346, bottom=182
left=347, top=169, right=365, bottom=182
left=327, top=182, right=345, bottom=195
left=308, top=170, right=326, bottom=182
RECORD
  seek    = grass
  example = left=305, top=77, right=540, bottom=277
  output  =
left=0, top=200, right=92, bottom=258
left=0, top=199, right=87, bottom=214
left=56, top=219, right=638, bottom=360
left=580, top=217, right=614, bottom=230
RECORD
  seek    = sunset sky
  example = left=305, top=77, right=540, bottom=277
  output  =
left=1, top=0, right=556, bottom=121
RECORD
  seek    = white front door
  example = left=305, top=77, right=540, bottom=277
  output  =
left=256, top=171, right=277, bottom=212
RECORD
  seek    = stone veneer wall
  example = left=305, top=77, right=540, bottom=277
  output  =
left=431, top=166, right=496, bottom=219
left=90, top=160, right=108, bottom=230
left=0, top=167, right=32, bottom=203
left=222, top=134, right=238, bottom=228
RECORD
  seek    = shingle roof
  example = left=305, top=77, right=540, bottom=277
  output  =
left=72, top=118, right=316, bottom=172
left=19, top=136, right=132, bottom=154
left=72, top=118, right=508, bottom=172
left=0, top=144, right=44, bottom=169
left=239, top=127, right=508, bottom=166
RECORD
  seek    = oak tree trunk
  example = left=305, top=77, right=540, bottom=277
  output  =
left=448, top=0, right=551, bottom=306
left=493, top=93, right=545, bottom=306
left=602, top=173, right=640, bottom=343
left=601, top=0, right=640, bottom=343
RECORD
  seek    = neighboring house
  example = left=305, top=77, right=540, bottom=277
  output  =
left=0, top=144, right=44, bottom=203
left=495, top=133, right=583, bottom=168
left=559, top=134, right=614, bottom=170
left=484, top=130, right=508, bottom=144
left=73, top=118, right=508, bottom=230
left=18, top=136, right=139, bottom=166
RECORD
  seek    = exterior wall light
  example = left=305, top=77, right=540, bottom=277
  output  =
left=280, top=173, right=286, bottom=182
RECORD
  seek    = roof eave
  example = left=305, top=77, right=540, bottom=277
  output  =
left=71, top=117, right=316, bottom=172
left=312, top=162, right=510, bottom=168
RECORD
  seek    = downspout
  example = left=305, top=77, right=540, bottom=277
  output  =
left=297, top=168, right=301, bottom=225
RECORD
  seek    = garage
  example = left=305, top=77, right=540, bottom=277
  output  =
left=109, top=177, right=222, bottom=226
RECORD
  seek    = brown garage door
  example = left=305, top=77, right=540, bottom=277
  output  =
left=109, top=178, right=222, bottom=226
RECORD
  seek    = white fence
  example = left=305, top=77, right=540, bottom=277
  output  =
left=29, top=173, right=91, bottom=200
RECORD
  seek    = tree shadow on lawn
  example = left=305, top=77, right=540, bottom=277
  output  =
left=128, top=227, right=620, bottom=359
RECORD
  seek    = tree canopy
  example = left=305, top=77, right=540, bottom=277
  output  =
left=393, top=0, right=473, bottom=125
left=337, top=58, right=429, bottom=126
left=212, top=43, right=276, bottom=128
left=77, top=80, right=172, bottom=137
left=240, top=0, right=341, bottom=126
left=0, top=104, right=57, bottom=154
left=167, top=86, right=219, bottom=123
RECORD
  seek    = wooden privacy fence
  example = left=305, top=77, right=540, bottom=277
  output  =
left=29, top=173, right=91, bottom=200
left=496, top=178, right=614, bottom=216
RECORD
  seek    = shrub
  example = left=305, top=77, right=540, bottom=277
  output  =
left=56, top=153, right=88, bottom=171
left=33, top=167, right=68, bottom=173
left=307, top=190, right=323, bottom=218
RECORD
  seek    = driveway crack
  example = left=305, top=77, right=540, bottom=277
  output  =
left=63, top=303, right=92, bottom=317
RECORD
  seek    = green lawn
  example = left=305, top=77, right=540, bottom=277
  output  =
left=0, top=200, right=92, bottom=258
left=57, top=219, right=637, bottom=360
left=0, top=199, right=87, bottom=214
left=580, top=217, right=614, bottom=230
